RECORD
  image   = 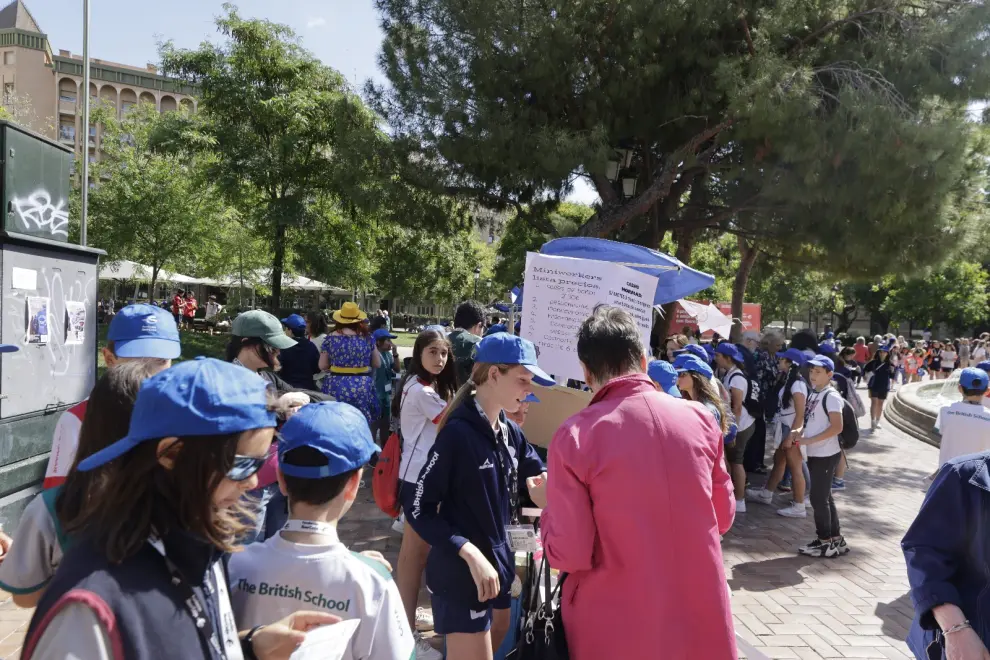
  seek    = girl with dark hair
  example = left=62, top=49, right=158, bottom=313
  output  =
left=747, top=350, right=809, bottom=518
left=392, top=329, right=457, bottom=659
left=306, top=310, right=329, bottom=352
left=864, top=343, right=896, bottom=431
left=0, top=362, right=163, bottom=608
left=22, top=359, right=337, bottom=660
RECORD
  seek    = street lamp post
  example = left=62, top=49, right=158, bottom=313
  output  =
left=80, top=0, right=91, bottom=246
left=473, top=267, right=481, bottom=299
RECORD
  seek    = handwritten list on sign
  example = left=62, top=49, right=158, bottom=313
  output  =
left=520, top=252, right=659, bottom=383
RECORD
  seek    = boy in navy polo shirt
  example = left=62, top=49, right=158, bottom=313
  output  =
left=229, top=402, right=414, bottom=660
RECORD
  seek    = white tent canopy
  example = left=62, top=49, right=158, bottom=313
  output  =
left=99, top=260, right=203, bottom=284
left=99, top=261, right=350, bottom=293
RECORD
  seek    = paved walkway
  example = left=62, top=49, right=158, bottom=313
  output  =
left=0, top=401, right=932, bottom=659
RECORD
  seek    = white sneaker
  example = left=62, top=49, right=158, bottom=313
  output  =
left=415, top=607, right=434, bottom=632
left=745, top=488, right=773, bottom=505
left=391, top=516, right=405, bottom=534
left=777, top=502, right=807, bottom=518
left=736, top=499, right=746, bottom=513
left=804, top=496, right=811, bottom=508
left=414, top=636, right=443, bottom=660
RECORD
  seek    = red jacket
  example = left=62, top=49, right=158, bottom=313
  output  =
left=541, top=374, right=737, bottom=660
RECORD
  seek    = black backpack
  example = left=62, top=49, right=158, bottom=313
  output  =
left=824, top=389, right=859, bottom=449
left=728, top=370, right=762, bottom=419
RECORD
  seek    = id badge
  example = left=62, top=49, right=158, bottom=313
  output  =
left=506, top=524, right=539, bottom=553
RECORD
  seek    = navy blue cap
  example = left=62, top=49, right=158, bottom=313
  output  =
left=523, top=392, right=540, bottom=403
left=703, top=343, right=715, bottom=358
left=77, top=359, right=276, bottom=472
left=372, top=328, right=398, bottom=341
left=278, top=402, right=380, bottom=479
left=673, top=344, right=712, bottom=365
left=714, top=342, right=743, bottom=363
left=647, top=360, right=681, bottom=397
left=475, top=334, right=554, bottom=387
left=107, top=304, right=181, bottom=359
left=0, top=344, right=18, bottom=353
left=280, top=314, right=307, bottom=332
left=959, top=367, right=990, bottom=390
left=977, top=360, right=990, bottom=374
left=776, top=348, right=806, bottom=366
left=818, top=342, right=836, bottom=355
left=878, top=341, right=895, bottom=353
left=807, top=355, right=835, bottom=372
left=673, top=354, right=714, bottom=380
left=484, top=323, right=508, bottom=336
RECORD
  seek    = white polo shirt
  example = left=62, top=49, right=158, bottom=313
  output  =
left=722, top=368, right=755, bottom=431
left=398, top=378, right=447, bottom=484
left=802, top=387, right=843, bottom=458
left=935, top=401, right=990, bottom=467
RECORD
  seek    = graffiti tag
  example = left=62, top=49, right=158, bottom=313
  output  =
left=10, top=190, right=69, bottom=238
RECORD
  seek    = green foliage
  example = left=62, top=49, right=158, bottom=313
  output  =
left=87, top=103, right=228, bottom=292
left=493, top=202, right=592, bottom=291
left=882, top=263, right=989, bottom=333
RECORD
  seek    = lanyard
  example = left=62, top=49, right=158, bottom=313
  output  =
left=148, top=539, right=243, bottom=660
left=281, top=519, right=337, bottom=537
left=495, top=421, right=519, bottom=525
left=804, top=387, right=831, bottom=426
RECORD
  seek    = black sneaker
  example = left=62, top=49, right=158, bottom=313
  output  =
left=798, top=538, right=839, bottom=558
left=834, top=536, right=850, bottom=555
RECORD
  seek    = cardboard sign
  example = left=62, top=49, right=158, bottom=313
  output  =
left=522, top=385, right=593, bottom=448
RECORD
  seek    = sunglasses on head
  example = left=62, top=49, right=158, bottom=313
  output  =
left=226, top=454, right=267, bottom=482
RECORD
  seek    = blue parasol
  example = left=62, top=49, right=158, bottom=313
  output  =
left=540, top=237, right=715, bottom=305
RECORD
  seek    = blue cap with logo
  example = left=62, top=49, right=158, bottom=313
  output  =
left=818, top=342, right=837, bottom=355
left=278, top=401, right=380, bottom=479
left=523, top=392, right=540, bottom=403
left=484, top=323, right=508, bottom=336
left=280, top=314, right=307, bottom=332
left=673, top=354, right=714, bottom=380
left=807, top=355, right=835, bottom=372
left=372, top=328, right=398, bottom=341
left=107, top=304, right=181, bottom=359
left=77, top=358, right=276, bottom=472
left=714, top=342, right=743, bottom=363
left=647, top=360, right=681, bottom=397
left=776, top=348, right=806, bottom=366
left=475, top=334, right=555, bottom=387
left=673, top=344, right=711, bottom=365
left=959, top=367, right=990, bottom=391
left=976, top=360, right=990, bottom=374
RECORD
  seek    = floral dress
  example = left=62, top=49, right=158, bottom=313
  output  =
left=321, top=333, right=379, bottom=424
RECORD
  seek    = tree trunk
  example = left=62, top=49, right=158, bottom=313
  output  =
left=730, top=237, right=759, bottom=342
left=271, top=221, right=287, bottom=311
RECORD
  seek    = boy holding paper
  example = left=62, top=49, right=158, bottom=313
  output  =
left=229, top=402, right=414, bottom=660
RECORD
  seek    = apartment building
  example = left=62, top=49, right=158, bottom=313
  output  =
left=0, top=0, right=196, bottom=163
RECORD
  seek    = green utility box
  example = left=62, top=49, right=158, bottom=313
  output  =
left=0, top=122, right=102, bottom=528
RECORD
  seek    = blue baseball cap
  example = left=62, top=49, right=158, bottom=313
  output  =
left=0, top=344, right=18, bottom=353
left=475, top=334, right=554, bottom=387
left=280, top=314, right=307, bottom=332
left=107, top=304, right=181, bottom=359
left=647, top=360, right=681, bottom=397
left=278, top=402, right=379, bottom=479
left=714, top=342, right=743, bottom=363
left=673, top=344, right=712, bottom=365
left=703, top=343, right=715, bottom=358
left=77, top=359, right=276, bottom=472
left=818, top=342, right=836, bottom=355
left=372, top=328, right=398, bottom=341
left=977, top=360, right=990, bottom=373
left=523, top=392, right=540, bottom=403
left=776, top=348, right=806, bottom=366
left=959, top=367, right=990, bottom=390
left=484, top=323, right=508, bottom=336
left=673, top=354, right=714, bottom=380
left=807, top=355, right=835, bottom=372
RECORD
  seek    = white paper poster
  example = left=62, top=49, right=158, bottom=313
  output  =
left=520, top=252, right=659, bottom=383
left=65, top=301, right=86, bottom=345
left=289, top=619, right=361, bottom=660
left=11, top=266, right=37, bottom=290
left=27, top=296, right=50, bottom=345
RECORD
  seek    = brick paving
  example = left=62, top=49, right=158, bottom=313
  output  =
left=0, top=398, right=932, bottom=659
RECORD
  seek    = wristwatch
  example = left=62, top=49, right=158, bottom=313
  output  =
left=242, top=625, right=266, bottom=660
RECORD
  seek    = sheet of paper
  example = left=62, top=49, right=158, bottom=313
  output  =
left=65, top=301, right=86, bottom=345
left=520, top=252, right=659, bottom=383
left=11, top=266, right=36, bottom=290
left=289, top=619, right=361, bottom=660
left=27, top=296, right=50, bottom=345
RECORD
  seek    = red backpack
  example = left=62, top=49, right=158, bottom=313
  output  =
left=373, top=430, right=403, bottom=518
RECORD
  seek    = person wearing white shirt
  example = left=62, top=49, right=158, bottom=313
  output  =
left=714, top=343, right=756, bottom=513
left=795, top=355, right=848, bottom=559
left=933, top=367, right=990, bottom=468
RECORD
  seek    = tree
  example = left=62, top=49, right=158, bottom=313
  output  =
left=371, top=0, right=990, bottom=331
left=87, top=103, right=224, bottom=294
left=882, top=263, right=989, bottom=335
left=159, top=5, right=394, bottom=309
left=493, top=202, right=592, bottom=292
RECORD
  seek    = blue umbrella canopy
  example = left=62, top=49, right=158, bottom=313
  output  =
left=540, top=237, right=715, bottom=305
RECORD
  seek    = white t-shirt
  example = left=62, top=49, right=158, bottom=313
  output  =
left=0, top=491, right=63, bottom=595
left=205, top=301, right=222, bottom=320
left=722, top=368, right=754, bottom=431
left=935, top=401, right=990, bottom=467
left=972, top=346, right=987, bottom=362
left=777, top=379, right=808, bottom=429
left=802, top=387, right=843, bottom=458
left=940, top=350, right=957, bottom=367
left=398, top=378, right=447, bottom=484
left=229, top=529, right=413, bottom=660
left=310, top=333, right=328, bottom=352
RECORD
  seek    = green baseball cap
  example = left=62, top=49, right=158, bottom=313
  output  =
left=232, top=310, right=297, bottom=350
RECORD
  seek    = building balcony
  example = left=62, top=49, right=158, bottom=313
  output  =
left=58, top=100, right=76, bottom=116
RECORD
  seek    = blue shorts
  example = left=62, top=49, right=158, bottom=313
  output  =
left=399, top=480, right=417, bottom=514
left=432, top=591, right=512, bottom=635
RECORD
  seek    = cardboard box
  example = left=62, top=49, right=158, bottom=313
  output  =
left=522, top=385, right=593, bottom=448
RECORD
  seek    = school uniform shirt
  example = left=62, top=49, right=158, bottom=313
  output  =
left=409, top=397, right=545, bottom=607
left=940, top=349, right=957, bottom=368
left=0, top=489, right=66, bottom=596
left=722, top=367, right=755, bottom=431
left=228, top=527, right=413, bottom=660
left=398, top=378, right=447, bottom=484
left=802, top=387, right=843, bottom=458
left=777, top=378, right=808, bottom=430
left=934, top=401, right=990, bottom=467
left=43, top=400, right=88, bottom=489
